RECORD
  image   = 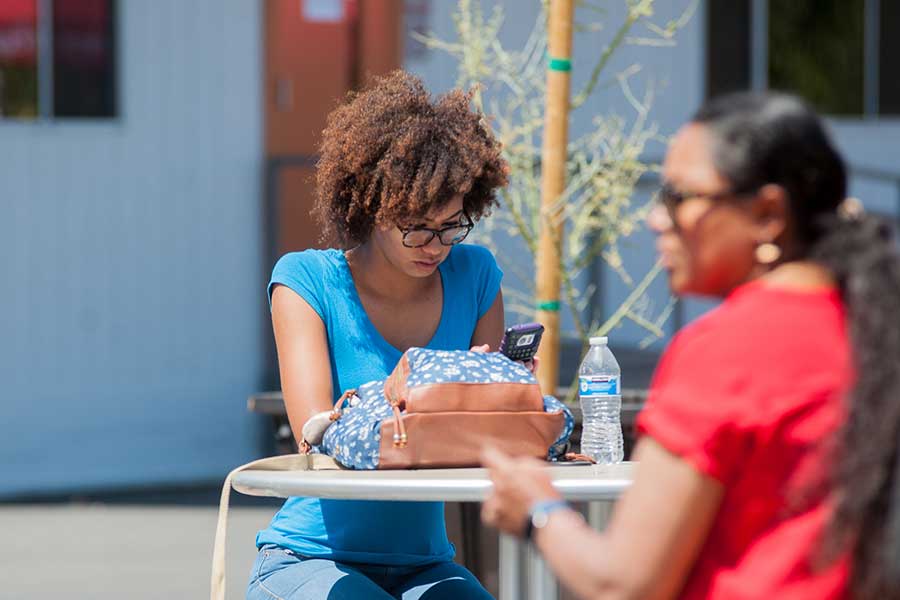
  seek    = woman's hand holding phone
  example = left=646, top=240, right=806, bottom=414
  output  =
left=469, top=341, right=538, bottom=373
left=498, top=322, right=545, bottom=374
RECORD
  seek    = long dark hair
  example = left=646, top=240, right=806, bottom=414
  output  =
left=693, top=91, right=900, bottom=599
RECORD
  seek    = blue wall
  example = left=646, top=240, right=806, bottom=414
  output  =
left=0, top=0, right=266, bottom=497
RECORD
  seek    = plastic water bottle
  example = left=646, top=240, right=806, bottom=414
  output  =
left=578, top=336, right=623, bottom=464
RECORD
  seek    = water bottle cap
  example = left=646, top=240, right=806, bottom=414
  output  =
left=589, top=336, right=608, bottom=346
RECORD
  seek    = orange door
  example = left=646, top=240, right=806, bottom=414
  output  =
left=264, top=0, right=402, bottom=254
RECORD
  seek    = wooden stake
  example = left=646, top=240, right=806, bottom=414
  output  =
left=535, top=0, right=574, bottom=396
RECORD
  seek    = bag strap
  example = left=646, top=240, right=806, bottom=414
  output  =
left=209, top=454, right=341, bottom=600
left=563, top=452, right=597, bottom=463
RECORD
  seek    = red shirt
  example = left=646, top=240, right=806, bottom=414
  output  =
left=637, top=280, right=852, bottom=600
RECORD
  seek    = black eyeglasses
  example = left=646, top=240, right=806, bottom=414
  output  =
left=657, top=181, right=737, bottom=215
left=399, top=214, right=474, bottom=248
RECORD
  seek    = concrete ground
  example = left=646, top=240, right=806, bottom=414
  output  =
left=0, top=502, right=278, bottom=599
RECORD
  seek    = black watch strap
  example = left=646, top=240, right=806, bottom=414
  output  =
left=523, top=516, right=535, bottom=541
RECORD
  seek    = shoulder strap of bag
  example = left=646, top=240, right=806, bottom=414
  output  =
left=209, top=454, right=341, bottom=600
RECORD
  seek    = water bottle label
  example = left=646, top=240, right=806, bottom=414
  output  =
left=579, top=375, right=619, bottom=395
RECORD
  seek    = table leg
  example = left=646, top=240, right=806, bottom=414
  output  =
left=588, top=500, right=613, bottom=530
left=498, top=533, right=522, bottom=600
left=526, top=542, right=557, bottom=600
left=501, top=500, right=616, bottom=600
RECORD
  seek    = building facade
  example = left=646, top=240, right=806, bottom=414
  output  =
left=1, top=0, right=897, bottom=496
left=1, top=0, right=265, bottom=497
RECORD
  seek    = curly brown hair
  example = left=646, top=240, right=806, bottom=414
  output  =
left=313, top=70, right=509, bottom=247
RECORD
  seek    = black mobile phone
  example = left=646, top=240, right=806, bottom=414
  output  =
left=498, top=322, right=545, bottom=362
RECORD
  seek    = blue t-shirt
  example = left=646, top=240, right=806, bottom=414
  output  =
left=256, top=244, right=503, bottom=565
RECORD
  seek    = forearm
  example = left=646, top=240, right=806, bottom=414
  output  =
left=484, top=440, right=721, bottom=600
left=533, top=509, right=632, bottom=600
left=471, top=291, right=504, bottom=349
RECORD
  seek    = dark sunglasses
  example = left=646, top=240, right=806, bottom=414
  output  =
left=398, top=214, right=474, bottom=248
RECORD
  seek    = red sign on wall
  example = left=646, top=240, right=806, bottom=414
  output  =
left=0, top=0, right=37, bottom=64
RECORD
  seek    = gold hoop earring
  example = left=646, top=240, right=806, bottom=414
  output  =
left=755, top=242, right=782, bottom=265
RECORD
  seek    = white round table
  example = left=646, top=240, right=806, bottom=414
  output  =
left=231, top=461, right=635, bottom=600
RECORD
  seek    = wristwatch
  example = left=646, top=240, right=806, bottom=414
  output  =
left=523, top=499, right=570, bottom=541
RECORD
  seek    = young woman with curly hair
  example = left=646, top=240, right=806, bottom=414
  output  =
left=482, top=92, right=900, bottom=599
left=246, top=71, right=508, bottom=599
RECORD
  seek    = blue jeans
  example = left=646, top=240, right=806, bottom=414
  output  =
left=246, top=544, right=494, bottom=600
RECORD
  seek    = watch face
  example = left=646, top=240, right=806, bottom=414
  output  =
left=532, top=510, right=550, bottom=529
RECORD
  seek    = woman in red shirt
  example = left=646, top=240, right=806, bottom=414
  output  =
left=481, top=92, right=900, bottom=599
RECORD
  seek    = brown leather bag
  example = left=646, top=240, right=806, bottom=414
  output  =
left=312, top=348, right=574, bottom=469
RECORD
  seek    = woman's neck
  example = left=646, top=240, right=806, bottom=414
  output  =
left=346, top=241, right=437, bottom=301
left=756, top=260, right=836, bottom=291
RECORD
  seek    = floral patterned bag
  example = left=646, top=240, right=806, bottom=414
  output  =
left=305, top=348, right=573, bottom=470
